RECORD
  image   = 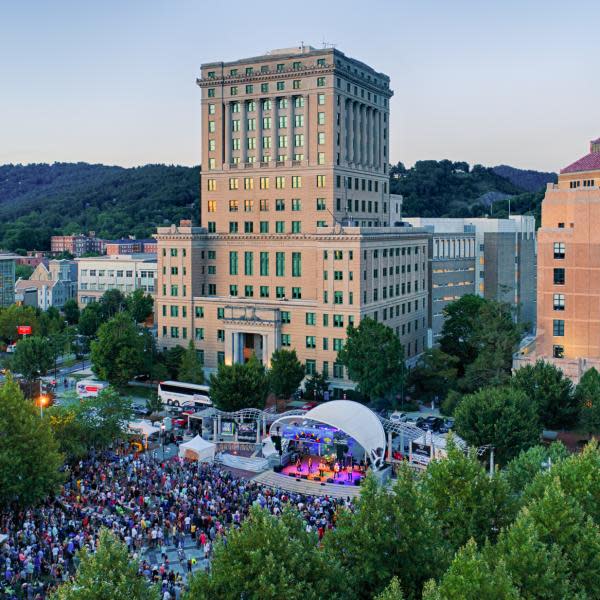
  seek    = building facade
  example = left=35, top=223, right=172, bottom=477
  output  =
left=155, top=46, right=430, bottom=392
left=51, top=234, right=106, bottom=257
left=404, top=216, right=537, bottom=338
left=105, top=239, right=157, bottom=255
left=515, top=139, right=600, bottom=382
left=77, top=254, right=157, bottom=306
left=15, top=259, right=77, bottom=310
left=0, top=254, right=17, bottom=308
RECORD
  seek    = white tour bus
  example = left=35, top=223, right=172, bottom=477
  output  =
left=158, top=381, right=211, bottom=409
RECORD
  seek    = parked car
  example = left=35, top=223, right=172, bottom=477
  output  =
left=389, top=411, right=407, bottom=423
left=133, top=405, right=152, bottom=417
left=301, top=401, right=319, bottom=410
left=419, top=416, right=445, bottom=432
left=439, top=418, right=455, bottom=433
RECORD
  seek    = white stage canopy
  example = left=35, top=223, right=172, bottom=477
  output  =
left=128, top=420, right=160, bottom=437
left=270, top=400, right=387, bottom=469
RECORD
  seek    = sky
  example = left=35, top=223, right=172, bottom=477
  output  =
left=1, top=0, right=599, bottom=172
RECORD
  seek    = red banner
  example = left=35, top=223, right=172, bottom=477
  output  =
left=17, top=325, right=32, bottom=335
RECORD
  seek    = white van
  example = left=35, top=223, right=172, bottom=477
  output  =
left=76, top=379, right=109, bottom=399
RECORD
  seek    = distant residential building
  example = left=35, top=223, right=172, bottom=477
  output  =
left=15, top=259, right=78, bottom=310
left=105, top=239, right=157, bottom=255
left=77, top=253, right=157, bottom=306
left=51, top=234, right=106, bottom=257
left=0, top=253, right=18, bottom=307
left=514, top=138, right=600, bottom=382
left=404, top=216, right=537, bottom=340
left=15, top=252, right=48, bottom=269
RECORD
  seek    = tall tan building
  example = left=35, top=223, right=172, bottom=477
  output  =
left=156, top=46, right=429, bottom=394
left=515, top=138, right=600, bottom=382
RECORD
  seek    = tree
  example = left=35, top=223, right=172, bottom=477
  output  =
left=12, top=335, right=54, bottom=383
left=439, top=295, right=487, bottom=375
left=184, top=506, right=344, bottom=600
left=454, top=386, right=541, bottom=466
left=51, top=529, right=160, bottom=600
left=63, top=298, right=80, bottom=325
left=421, top=441, right=514, bottom=552
left=325, top=469, right=448, bottom=599
left=126, top=289, right=154, bottom=323
left=162, top=345, right=185, bottom=379
left=337, top=318, right=405, bottom=403
left=422, top=540, right=520, bottom=600
left=0, top=304, right=39, bottom=343
left=78, top=302, right=104, bottom=337
left=460, top=300, right=522, bottom=393
left=375, top=577, right=404, bottom=600
left=512, top=360, right=578, bottom=429
left=15, top=264, right=34, bottom=279
left=145, top=394, right=164, bottom=415
left=39, top=305, right=65, bottom=337
left=502, top=442, right=569, bottom=496
left=407, top=348, right=459, bottom=404
left=209, top=354, right=269, bottom=411
left=269, top=349, right=305, bottom=400
left=575, top=367, right=600, bottom=436
left=99, top=289, right=127, bottom=319
left=304, top=372, right=329, bottom=402
left=178, top=340, right=204, bottom=384
left=90, top=313, right=145, bottom=387
left=0, top=375, right=63, bottom=509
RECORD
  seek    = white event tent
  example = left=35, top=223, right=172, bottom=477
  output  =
left=179, top=435, right=216, bottom=463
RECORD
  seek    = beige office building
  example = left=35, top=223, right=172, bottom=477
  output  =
left=156, top=46, right=429, bottom=393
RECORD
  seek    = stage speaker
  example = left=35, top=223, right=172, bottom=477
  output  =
left=327, top=478, right=334, bottom=484
left=296, top=478, right=301, bottom=482
left=314, top=477, right=321, bottom=482
left=274, top=465, right=283, bottom=473
left=355, top=479, right=361, bottom=486
left=288, top=472, right=295, bottom=477
left=320, top=482, right=326, bottom=486
left=301, top=475, right=308, bottom=480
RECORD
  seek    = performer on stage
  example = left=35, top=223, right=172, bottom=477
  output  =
left=334, top=462, right=340, bottom=480
left=318, top=460, right=325, bottom=478
left=308, top=457, right=313, bottom=473
left=346, top=463, right=353, bottom=481
left=295, top=457, right=302, bottom=473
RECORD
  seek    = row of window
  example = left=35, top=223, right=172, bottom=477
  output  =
left=221, top=112, right=326, bottom=130
left=80, top=269, right=138, bottom=277
left=219, top=220, right=305, bottom=233
left=215, top=197, right=328, bottom=212
left=222, top=175, right=325, bottom=190
left=228, top=251, right=301, bottom=277
left=569, top=179, right=595, bottom=188
left=207, top=59, right=327, bottom=80
left=221, top=132, right=327, bottom=151
left=336, top=175, right=385, bottom=193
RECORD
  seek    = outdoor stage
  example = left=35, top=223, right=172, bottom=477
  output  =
left=280, top=455, right=364, bottom=486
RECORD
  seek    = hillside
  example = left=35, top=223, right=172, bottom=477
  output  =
left=391, top=160, right=554, bottom=224
left=0, top=163, right=199, bottom=251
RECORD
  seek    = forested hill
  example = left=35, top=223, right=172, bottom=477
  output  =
left=0, top=163, right=198, bottom=251
left=391, top=160, right=556, bottom=223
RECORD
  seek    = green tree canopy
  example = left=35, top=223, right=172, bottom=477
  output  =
left=422, top=539, right=520, bottom=600
left=51, top=529, right=160, bottom=600
left=99, top=288, right=127, bottom=319
left=62, top=298, right=80, bottom=325
left=421, top=441, right=514, bottom=552
left=325, top=469, right=448, bottom=599
left=454, top=386, right=541, bottom=466
left=90, top=312, right=145, bottom=387
left=375, top=577, right=405, bottom=600
left=178, top=340, right=204, bottom=384
left=209, top=353, right=269, bottom=411
left=126, top=288, right=154, bottom=323
left=12, top=335, right=54, bottom=383
left=0, top=375, right=63, bottom=509
left=78, top=302, right=104, bottom=337
left=512, top=360, right=578, bottom=429
left=575, top=367, right=600, bottom=436
left=337, top=318, right=405, bottom=403
left=184, top=506, right=344, bottom=600
left=0, top=304, right=39, bottom=343
left=269, top=348, right=305, bottom=400
left=304, top=372, right=329, bottom=402
left=407, top=348, right=459, bottom=404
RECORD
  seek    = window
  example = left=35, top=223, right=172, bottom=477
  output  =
left=208, top=121, right=216, bottom=133
left=306, top=312, right=316, bottom=325
left=553, top=319, right=565, bottom=337
left=260, top=221, right=269, bottom=233
left=294, top=133, right=304, bottom=147
left=170, top=327, right=179, bottom=338
left=195, top=328, right=204, bottom=340
left=229, top=199, right=239, bottom=212
left=553, top=268, right=565, bottom=285
left=553, top=345, right=564, bottom=359
left=244, top=199, right=254, bottom=212
left=294, top=95, right=304, bottom=107
left=553, top=242, right=565, bottom=259
left=306, top=336, right=316, bottom=349
left=294, top=114, right=304, bottom=127
left=333, top=338, right=344, bottom=351
left=318, top=152, right=325, bottom=165
left=208, top=222, right=216, bottom=233
left=275, top=176, right=285, bottom=189
left=280, top=310, right=290, bottom=323
left=275, top=199, right=285, bottom=211
left=276, top=252, right=285, bottom=276
left=292, top=287, right=302, bottom=299
left=259, top=199, right=269, bottom=212
left=333, top=291, right=343, bottom=304
left=230, top=284, right=238, bottom=296
left=229, top=178, right=239, bottom=190
left=278, top=135, right=288, bottom=148
left=244, top=251, right=254, bottom=276
left=244, top=221, right=253, bottom=233
left=245, top=84, right=253, bottom=94
left=317, top=93, right=325, bottom=105
left=260, top=286, right=269, bottom=298
left=292, top=176, right=302, bottom=188
left=305, top=360, right=316, bottom=375
left=317, top=132, right=325, bottom=145
left=277, top=81, right=285, bottom=91
left=208, top=88, right=215, bottom=97
left=259, top=251, right=269, bottom=276
left=275, top=221, right=284, bottom=233
left=291, top=221, right=301, bottom=233
left=293, top=80, right=301, bottom=90
left=229, top=251, right=238, bottom=275
left=317, top=76, right=326, bottom=87
left=334, top=270, right=343, bottom=280
left=195, top=306, right=204, bottom=318
left=292, top=252, right=301, bottom=276
left=316, top=198, right=326, bottom=211
left=333, top=314, right=344, bottom=328
left=553, top=293, right=565, bottom=311
left=244, top=285, right=254, bottom=297
left=333, top=363, right=344, bottom=379
left=281, top=334, right=291, bottom=347
left=334, top=250, right=343, bottom=260
left=317, top=175, right=326, bottom=187
left=261, top=83, right=268, bottom=93
left=207, top=200, right=216, bottom=212
left=292, top=198, right=301, bottom=211
left=260, top=177, right=269, bottom=189
left=217, top=307, right=224, bottom=319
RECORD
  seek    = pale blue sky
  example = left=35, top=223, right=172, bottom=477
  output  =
left=1, top=0, right=598, bottom=171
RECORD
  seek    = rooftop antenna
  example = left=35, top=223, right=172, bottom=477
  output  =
left=322, top=40, right=337, bottom=49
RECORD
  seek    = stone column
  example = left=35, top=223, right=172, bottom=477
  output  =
left=240, top=100, right=247, bottom=163
left=256, top=418, right=261, bottom=444
left=339, top=96, right=346, bottom=165
left=224, top=101, right=231, bottom=166
left=387, top=430, right=393, bottom=462
left=304, top=94, right=310, bottom=164
left=232, top=332, right=240, bottom=364
left=374, top=109, right=380, bottom=169
left=354, top=102, right=361, bottom=166
left=271, top=98, right=278, bottom=163
left=377, top=111, right=383, bottom=170
left=256, top=99, right=263, bottom=162
left=360, top=104, right=367, bottom=167
left=262, top=334, right=268, bottom=367
left=346, top=99, right=354, bottom=164
left=368, top=108, right=374, bottom=167
left=212, top=417, right=218, bottom=442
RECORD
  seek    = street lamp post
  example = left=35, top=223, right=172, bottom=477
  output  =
left=160, top=423, right=165, bottom=460
left=38, top=395, right=48, bottom=418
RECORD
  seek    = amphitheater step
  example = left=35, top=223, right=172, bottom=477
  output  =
left=252, top=470, right=362, bottom=499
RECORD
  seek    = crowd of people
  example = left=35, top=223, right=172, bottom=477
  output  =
left=1, top=451, right=354, bottom=599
